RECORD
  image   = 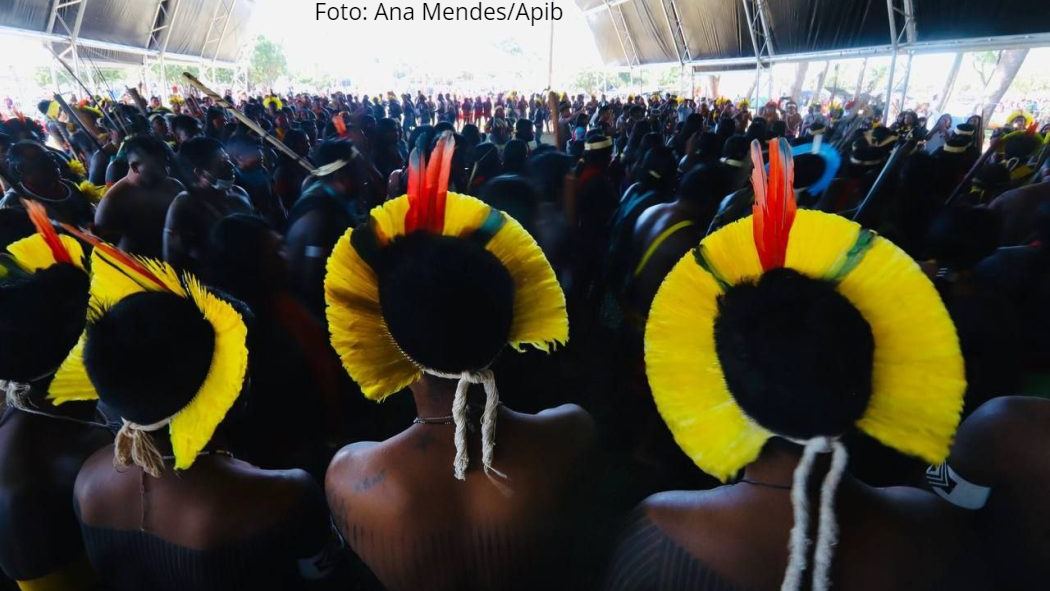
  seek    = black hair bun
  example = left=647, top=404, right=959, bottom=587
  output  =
left=714, top=267, right=874, bottom=439
left=378, top=232, right=514, bottom=374
left=84, top=292, right=214, bottom=425
left=0, top=264, right=89, bottom=382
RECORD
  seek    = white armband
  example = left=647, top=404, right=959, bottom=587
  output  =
left=926, top=461, right=992, bottom=510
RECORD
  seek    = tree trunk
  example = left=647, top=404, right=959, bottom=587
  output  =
left=981, top=49, right=1029, bottom=122
left=813, top=61, right=830, bottom=105
left=853, top=58, right=868, bottom=102
left=789, top=61, right=809, bottom=102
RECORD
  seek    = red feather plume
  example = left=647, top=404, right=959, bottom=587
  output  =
left=21, top=199, right=73, bottom=265
left=332, top=113, right=348, bottom=137
left=59, top=223, right=169, bottom=292
left=405, top=131, right=456, bottom=234
left=750, top=138, right=797, bottom=271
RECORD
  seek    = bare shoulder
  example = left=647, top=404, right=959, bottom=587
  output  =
left=532, top=403, right=597, bottom=448
left=163, top=177, right=186, bottom=193
left=952, top=396, right=1050, bottom=475
left=325, top=441, right=383, bottom=495
left=73, top=445, right=120, bottom=520
left=641, top=489, right=722, bottom=522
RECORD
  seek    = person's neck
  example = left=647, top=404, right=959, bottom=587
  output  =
left=409, top=375, right=481, bottom=420
left=742, top=439, right=834, bottom=490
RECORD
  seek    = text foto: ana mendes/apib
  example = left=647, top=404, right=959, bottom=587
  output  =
left=315, top=2, right=565, bottom=25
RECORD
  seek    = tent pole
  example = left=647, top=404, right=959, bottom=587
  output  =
left=899, top=52, right=913, bottom=113
left=884, top=0, right=899, bottom=123
left=741, top=0, right=763, bottom=105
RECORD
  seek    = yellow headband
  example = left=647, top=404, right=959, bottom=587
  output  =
left=50, top=242, right=248, bottom=475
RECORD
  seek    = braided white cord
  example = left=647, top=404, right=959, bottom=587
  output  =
left=451, top=376, right=470, bottom=480
left=812, top=440, right=848, bottom=591
left=781, top=438, right=822, bottom=591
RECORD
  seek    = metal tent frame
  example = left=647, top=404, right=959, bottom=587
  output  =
left=583, top=0, right=1049, bottom=109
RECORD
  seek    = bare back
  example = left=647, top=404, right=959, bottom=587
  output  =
left=326, top=404, right=596, bottom=591
left=94, top=176, right=183, bottom=259
left=606, top=479, right=989, bottom=591
left=74, top=445, right=336, bottom=590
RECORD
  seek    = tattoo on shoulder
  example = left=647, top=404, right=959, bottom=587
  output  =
left=354, top=469, right=387, bottom=493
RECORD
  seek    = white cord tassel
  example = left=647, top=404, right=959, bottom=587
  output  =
left=781, top=437, right=848, bottom=591
left=1, top=380, right=33, bottom=413
left=429, top=369, right=511, bottom=493
left=812, top=441, right=848, bottom=591
left=781, top=438, right=822, bottom=591
left=451, top=376, right=470, bottom=480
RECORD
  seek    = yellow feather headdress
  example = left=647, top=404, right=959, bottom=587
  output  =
left=646, top=138, right=965, bottom=482
left=646, top=138, right=965, bottom=591
left=49, top=232, right=248, bottom=476
left=324, top=132, right=567, bottom=401
left=324, top=131, right=567, bottom=482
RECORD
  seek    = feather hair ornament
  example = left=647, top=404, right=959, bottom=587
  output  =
left=21, top=199, right=72, bottom=266
left=405, top=131, right=456, bottom=234
left=750, top=137, right=797, bottom=271
left=60, top=224, right=177, bottom=294
left=332, top=113, right=348, bottom=137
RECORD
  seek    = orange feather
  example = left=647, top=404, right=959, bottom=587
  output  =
left=59, top=223, right=168, bottom=291
left=750, top=138, right=796, bottom=271
left=21, top=199, right=72, bottom=265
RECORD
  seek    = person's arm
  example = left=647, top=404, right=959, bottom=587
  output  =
left=162, top=194, right=193, bottom=271
left=92, top=186, right=122, bottom=244
left=285, top=210, right=341, bottom=317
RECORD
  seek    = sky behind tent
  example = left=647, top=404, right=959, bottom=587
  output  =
left=247, top=0, right=604, bottom=89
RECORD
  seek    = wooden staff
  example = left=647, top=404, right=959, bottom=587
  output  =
left=945, top=135, right=1002, bottom=205
left=53, top=94, right=102, bottom=152
left=181, top=72, right=316, bottom=174
left=47, top=46, right=127, bottom=136
left=852, top=140, right=915, bottom=228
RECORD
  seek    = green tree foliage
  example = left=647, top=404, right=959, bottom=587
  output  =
left=248, top=36, right=288, bottom=90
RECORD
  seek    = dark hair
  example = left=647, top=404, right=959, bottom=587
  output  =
left=6, top=140, right=50, bottom=180
left=722, top=135, right=749, bottom=160
left=714, top=268, right=875, bottom=439
left=637, top=145, right=676, bottom=191
left=123, top=134, right=168, bottom=162
left=0, top=264, right=88, bottom=381
left=226, top=133, right=262, bottom=157
left=178, top=136, right=225, bottom=171
left=0, top=208, right=34, bottom=251
left=170, top=115, right=201, bottom=138
left=924, top=205, right=1001, bottom=270
left=478, top=174, right=539, bottom=235
left=377, top=232, right=513, bottom=373
left=312, top=139, right=357, bottom=167
left=84, top=292, right=215, bottom=425
left=502, top=139, right=529, bottom=174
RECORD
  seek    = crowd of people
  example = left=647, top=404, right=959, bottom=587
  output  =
left=0, top=83, right=1048, bottom=591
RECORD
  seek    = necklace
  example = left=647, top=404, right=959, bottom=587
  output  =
left=18, top=182, right=71, bottom=203
left=412, top=402, right=501, bottom=426
left=413, top=415, right=454, bottom=425
left=738, top=478, right=792, bottom=491
left=158, top=449, right=234, bottom=462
